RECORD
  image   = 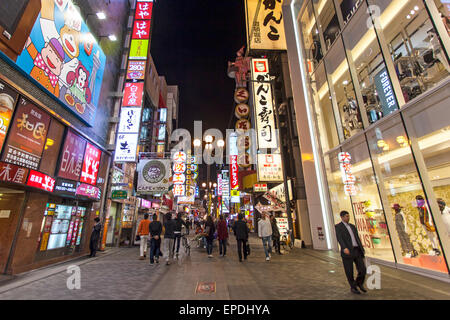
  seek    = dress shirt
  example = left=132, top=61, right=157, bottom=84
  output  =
left=343, top=221, right=359, bottom=247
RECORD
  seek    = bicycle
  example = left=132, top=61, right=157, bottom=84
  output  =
left=181, top=232, right=191, bottom=256
left=280, top=229, right=295, bottom=252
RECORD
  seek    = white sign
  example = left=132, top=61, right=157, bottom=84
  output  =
left=276, top=217, right=289, bottom=236
left=269, top=180, right=293, bottom=203
left=257, top=153, right=283, bottom=182
left=177, top=195, right=195, bottom=204
left=118, top=107, right=142, bottom=133
left=245, top=0, right=287, bottom=50
left=137, top=159, right=171, bottom=193
left=253, top=183, right=268, bottom=192
left=251, top=58, right=277, bottom=149
left=114, top=134, right=139, bottom=162
left=0, top=210, right=10, bottom=218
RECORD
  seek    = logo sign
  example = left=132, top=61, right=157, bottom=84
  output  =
left=129, top=39, right=149, bottom=60
left=27, top=170, right=55, bottom=192
left=114, top=133, right=139, bottom=162
left=0, top=161, right=29, bottom=185
left=245, top=0, right=287, bottom=50
left=80, top=143, right=101, bottom=185
left=251, top=58, right=277, bottom=149
left=58, top=130, right=87, bottom=181
left=15, top=0, right=106, bottom=126
left=234, top=88, right=249, bottom=103
left=374, top=68, right=398, bottom=117
left=54, top=178, right=77, bottom=196
left=137, top=158, right=171, bottom=193
left=126, top=61, right=146, bottom=80
left=118, top=107, right=142, bottom=133
left=132, top=20, right=151, bottom=39
left=111, top=190, right=128, bottom=199
left=135, top=0, right=153, bottom=20
left=253, top=183, right=268, bottom=192
left=0, top=80, right=18, bottom=152
left=257, top=153, right=283, bottom=182
left=1, top=98, right=51, bottom=170
left=122, top=82, right=144, bottom=107
left=230, top=155, right=239, bottom=190
left=76, top=183, right=101, bottom=200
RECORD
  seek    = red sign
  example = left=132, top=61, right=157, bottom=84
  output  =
left=0, top=161, right=29, bottom=184
left=122, top=82, right=144, bottom=107
left=230, top=155, right=239, bottom=190
left=1, top=98, right=51, bottom=170
left=80, top=143, right=101, bottom=185
left=135, top=0, right=153, bottom=20
left=76, top=183, right=101, bottom=200
left=58, top=130, right=87, bottom=181
left=27, top=170, right=55, bottom=192
left=132, top=20, right=151, bottom=39
left=126, top=61, right=146, bottom=80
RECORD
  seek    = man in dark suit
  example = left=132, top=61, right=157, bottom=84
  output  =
left=335, top=211, right=367, bottom=294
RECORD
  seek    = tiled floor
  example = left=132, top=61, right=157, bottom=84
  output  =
left=0, top=235, right=449, bottom=300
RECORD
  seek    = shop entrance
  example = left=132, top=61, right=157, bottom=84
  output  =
left=0, top=188, right=25, bottom=273
left=106, top=202, right=120, bottom=246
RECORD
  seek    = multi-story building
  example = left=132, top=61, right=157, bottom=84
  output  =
left=283, top=0, right=450, bottom=280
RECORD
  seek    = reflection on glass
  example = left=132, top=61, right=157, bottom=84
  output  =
left=311, top=63, right=339, bottom=151
left=342, top=2, right=399, bottom=125
left=325, top=38, right=363, bottom=139
left=299, top=1, right=323, bottom=74
left=313, top=0, right=340, bottom=50
left=368, top=0, right=450, bottom=102
left=367, top=116, right=447, bottom=273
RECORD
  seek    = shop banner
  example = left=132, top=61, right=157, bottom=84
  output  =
left=251, top=58, right=277, bottom=149
left=27, top=170, right=55, bottom=192
left=76, top=183, right=101, bottom=200
left=126, top=61, right=146, bottom=81
left=245, top=0, right=287, bottom=51
left=374, top=68, right=399, bottom=117
left=1, top=98, right=51, bottom=170
left=54, top=178, right=77, bottom=196
left=0, top=161, right=29, bottom=184
left=114, top=133, right=139, bottom=162
left=57, top=129, right=87, bottom=180
left=132, top=20, right=151, bottom=40
left=111, top=190, right=128, bottom=199
left=257, top=153, right=283, bottom=182
left=0, top=80, right=19, bottom=152
left=15, top=0, right=106, bottom=126
left=230, top=155, right=239, bottom=190
left=137, top=158, right=171, bottom=193
left=122, top=82, right=144, bottom=107
left=129, top=39, right=149, bottom=60
left=135, top=0, right=153, bottom=20
left=80, top=142, right=101, bottom=185
left=118, top=107, right=142, bottom=134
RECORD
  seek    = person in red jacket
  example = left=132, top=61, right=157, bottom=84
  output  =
left=217, top=215, right=229, bottom=257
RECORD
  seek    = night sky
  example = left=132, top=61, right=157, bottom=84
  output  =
left=150, top=1, right=247, bottom=135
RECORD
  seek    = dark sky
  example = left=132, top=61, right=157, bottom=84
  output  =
left=150, top=0, right=247, bottom=135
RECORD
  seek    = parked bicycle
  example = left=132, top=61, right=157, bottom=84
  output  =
left=280, top=229, right=295, bottom=252
left=181, top=231, right=191, bottom=256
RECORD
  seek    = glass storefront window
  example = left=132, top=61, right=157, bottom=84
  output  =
left=299, top=1, right=324, bottom=74
left=311, top=63, right=340, bottom=151
left=368, top=0, right=450, bottom=103
left=367, top=115, right=448, bottom=273
left=342, top=1, right=399, bottom=125
left=313, top=0, right=340, bottom=50
left=325, top=38, right=363, bottom=139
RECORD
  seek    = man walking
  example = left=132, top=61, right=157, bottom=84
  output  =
left=174, top=212, right=188, bottom=259
left=270, top=215, right=282, bottom=255
left=233, top=213, right=250, bottom=262
left=137, top=213, right=151, bottom=260
left=89, top=217, right=102, bottom=257
left=149, top=213, right=162, bottom=265
left=335, top=211, right=367, bottom=294
left=217, top=215, right=228, bottom=257
left=163, top=212, right=177, bottom=265
left=258, top=213, right=273, bottom=261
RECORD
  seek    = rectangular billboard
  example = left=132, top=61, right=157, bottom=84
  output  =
left=257, top=153, right=283, bottom=182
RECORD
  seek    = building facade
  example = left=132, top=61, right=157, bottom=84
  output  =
left=283, top=0, right=450, bottom=280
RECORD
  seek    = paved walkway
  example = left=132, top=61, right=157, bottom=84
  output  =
left=0, top=234, right=449, bottom=300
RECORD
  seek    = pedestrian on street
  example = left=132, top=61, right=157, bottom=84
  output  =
left=173, top=212, right=188, bottom=259
left=258, top=212, right=273, bottom=261
left=335, top=210, right=367, bottom=294
left=270, top=214, right=282, bottom=255
left=149, top=213, right=162, bottom=265
left=233, top=213, right=250, bottom=262
left=137, top=213, right=151, bottom=260
left=217, top=214, right=228, bottom=257
left=163, top=212, right=177, bottom=265
left=89, top=217, right=102, bottom=257
left=205, top=215, right=215, bottom=258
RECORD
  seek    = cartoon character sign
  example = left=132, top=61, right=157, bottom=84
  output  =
left=16, top=0, right=106, bottom=126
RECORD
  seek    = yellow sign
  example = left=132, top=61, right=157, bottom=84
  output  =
left=129, top=39, right=149, bottom=60
left=231, top=190, right=240, bottom=197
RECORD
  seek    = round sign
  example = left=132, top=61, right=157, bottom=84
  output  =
left=235, top=103, right=250, bottom=119
left=235, top=119, right=251, bottom=131
left=173, top=173, right=186, bottom=185
left=237, top=135, right=251, bottom=150
left=143, top=160, right=166, bottom=183
left=173, top=162, right=186, bottom=174
left=234, top=88, right=249, bottom=104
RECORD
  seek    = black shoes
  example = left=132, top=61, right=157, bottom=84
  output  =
left=357, top=284, right=367, bottom=293
left=351, top=287, right=361, bottom=294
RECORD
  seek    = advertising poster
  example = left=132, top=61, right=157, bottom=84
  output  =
left=1, top=98, right=51, bottom=170
left=137, top=158, right=171, bottom=193
left=0, top=80, right=19, bottom=152
left=57, top=129, right=87, bottom=180
left=126, top=61, right=146, bottom=81
left=15, top=0, right=106, bottom=126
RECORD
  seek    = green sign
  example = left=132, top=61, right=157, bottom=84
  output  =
left=112, top=190, right=128, bottom=199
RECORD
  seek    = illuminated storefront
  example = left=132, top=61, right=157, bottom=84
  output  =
left=284, top=0, right=450, bottom=278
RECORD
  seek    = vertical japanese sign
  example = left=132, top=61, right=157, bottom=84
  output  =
left=57, top=129, right=87, bottom=181
left=245, top=0, right=287, bottom=50
left=338, top=152, right=357, bottom=196
left=80, top=142, right=101, bottom=185
left=251, top=58, right=277, bottom=149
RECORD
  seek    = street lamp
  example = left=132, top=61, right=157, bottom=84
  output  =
left=193, top=139, right=201, bottom=147
left=202, top=182, right=206, bottom=188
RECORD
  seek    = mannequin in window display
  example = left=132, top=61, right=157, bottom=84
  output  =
left=426, top=29, right=450, bottom=73
left=392, top=203, right=417, bottom=258
left=437, top=198, right=450, bottom=237
left=415, top=195, right=440, bottom=256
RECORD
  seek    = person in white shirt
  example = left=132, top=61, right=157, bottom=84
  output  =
left=258, top=212, right=273, bottom=261
left=437, top=199, right=450, bottom=237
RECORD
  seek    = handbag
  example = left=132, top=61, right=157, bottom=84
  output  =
left=135, top=234, right=141, bottom=241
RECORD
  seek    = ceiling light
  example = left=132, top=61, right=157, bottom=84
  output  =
left=411, top=10, right=415, bottom=15
left=108, top=34, right=117, bottom=41
left=407, top=15, right=411, bottom=19
left=414, top=6, right=419, bottom=11
left=96, top=12, right=106, bottom=19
